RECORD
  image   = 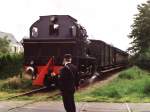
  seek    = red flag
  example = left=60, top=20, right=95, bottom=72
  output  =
left=33, top=58, right=53, bottom=86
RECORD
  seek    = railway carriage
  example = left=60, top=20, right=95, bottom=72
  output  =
left=23, top=15, right=128, bottom=87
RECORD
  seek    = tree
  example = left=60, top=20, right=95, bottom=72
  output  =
left=128, top=1, right=150, bottom=69
left=128, top=1, right=150, bottom=56
left=0, top=36, right=10, bottom=55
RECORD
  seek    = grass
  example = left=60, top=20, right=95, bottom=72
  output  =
left=0, top=74, right=32, bottom=100
left=75, top=66, right=150, bottom=102
left=0, top=75, right=32, bottom=92
left=0, top=73, right=59, bottom=101
left=1, top=66, right=150, bottom=102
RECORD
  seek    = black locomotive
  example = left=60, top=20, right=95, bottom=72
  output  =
left=23, top=15, right=128, bottom=86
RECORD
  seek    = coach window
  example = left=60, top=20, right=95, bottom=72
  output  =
left=32, top=27, right=38, bottom=37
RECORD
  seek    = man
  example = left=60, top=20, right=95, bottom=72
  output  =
left=30, top=60, right=37, bottom=80
left=59, top=54, right=79, bottom=112
left=26, top=60, right=37, bottom=80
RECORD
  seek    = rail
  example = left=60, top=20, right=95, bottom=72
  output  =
left=0, top=86, right=48, bottom=101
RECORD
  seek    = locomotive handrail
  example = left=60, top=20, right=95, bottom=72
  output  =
left=23, top=41, right=76, bottom=44
left=23, top=38, right=77, bottom=42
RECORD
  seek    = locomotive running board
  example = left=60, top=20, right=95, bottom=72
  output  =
left=101, top=66, right=124, bottom=73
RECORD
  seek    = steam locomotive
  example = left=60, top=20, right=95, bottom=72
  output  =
left=23, top=15, right=128, bottom=87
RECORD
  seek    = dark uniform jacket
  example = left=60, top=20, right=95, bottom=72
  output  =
left=30, top=63, right=37, bottom=76
left=59, top=63, right=79, bottom=93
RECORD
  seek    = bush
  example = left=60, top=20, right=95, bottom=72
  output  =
left=118, top=71, right=134, bottom=79
left=118, top=66, right=143, bottom=80
left=0, top=76, right=32, bottom=91
left=143, top=82, right=150, bottom=95
left=0, top=53, right=23, bottom=79
left=137, top=59, right=150, bottom=71
left=1, top=76, right=22, bottom=90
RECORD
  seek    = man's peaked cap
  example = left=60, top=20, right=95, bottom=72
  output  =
left=64, top=54, right=72, bottom=59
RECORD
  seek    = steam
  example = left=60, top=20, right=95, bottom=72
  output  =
left=89, top=72, right=100, bottom=84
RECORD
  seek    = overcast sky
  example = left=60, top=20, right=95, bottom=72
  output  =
left=0, top=0, right=148, bottom=51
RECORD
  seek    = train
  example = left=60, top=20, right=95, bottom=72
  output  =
left=23, top=15, right=128, bottom=87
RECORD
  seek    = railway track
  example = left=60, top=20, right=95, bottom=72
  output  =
left=6, top=91, right=61, bottom=112
left=0, top=86, right=49, bottom=101
left=1, top=65, right=127, bottom=112
left=1, top=65, right=127, bottom=101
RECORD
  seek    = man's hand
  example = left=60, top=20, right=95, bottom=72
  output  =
left=51, top=72, right=56, bottom=76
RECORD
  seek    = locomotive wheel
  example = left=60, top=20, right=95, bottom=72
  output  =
left=44, top=74, right=58, bottom=87
left=79, top=79, right=85, bottom=84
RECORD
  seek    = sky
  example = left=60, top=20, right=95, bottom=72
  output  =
left=0, top=0, right=148, bottom=51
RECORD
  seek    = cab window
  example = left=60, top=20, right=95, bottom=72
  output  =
left=32, top=27, right=38, bottom=37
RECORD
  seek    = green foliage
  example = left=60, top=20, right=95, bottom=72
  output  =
left=0, top=53, right=23, bottom=79
left=143, top=82, right=150, bottom=95
left=0, top=76, right=32, bottom=92
left=76, top=67, right=150, bottom=102
left=128, top=1, right=150, bottom=54
left=91, top=86, right=121, bottom=98
left=1, top=67, right=149, bottom=102
left=118, top=66, right=143, bottom=79
left=128, top=1, right=150, bottom=69
left=0, top=36, right=10, bottom=55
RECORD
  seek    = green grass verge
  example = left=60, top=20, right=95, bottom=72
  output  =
left=0, top=74, right=59, bottom=101
left=75, top=66, right=150, bottom=102
left=0, top=76, right=32, bottom=92
left=0, top=75, right=32, bottom=100
left=1, top=66, right=150, bottom=102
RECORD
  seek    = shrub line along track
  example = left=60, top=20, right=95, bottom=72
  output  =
left=2, top=65, right=127, bottom=112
